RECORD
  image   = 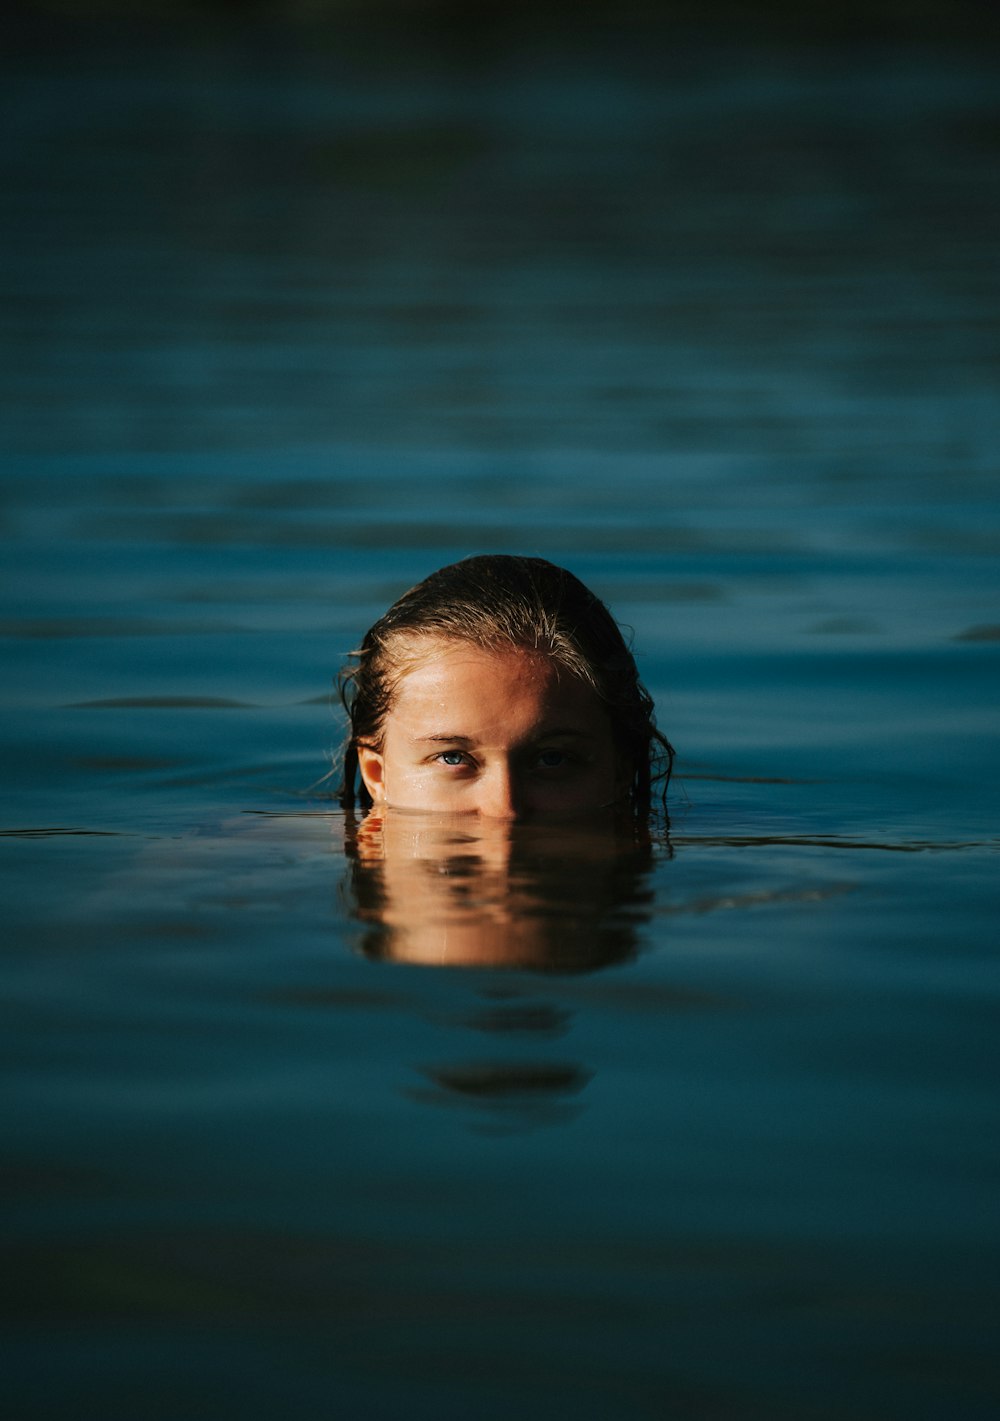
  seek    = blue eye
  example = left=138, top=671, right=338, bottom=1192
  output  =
left=537, top=749, right=568, bottom=769
left=439, top=750, right=467, bottom=767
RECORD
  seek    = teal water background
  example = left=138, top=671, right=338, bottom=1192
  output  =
left=2, top=17, right=999, bottom=1418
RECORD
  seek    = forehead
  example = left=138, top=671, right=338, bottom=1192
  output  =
left=386, top=636, right=609, bottom=737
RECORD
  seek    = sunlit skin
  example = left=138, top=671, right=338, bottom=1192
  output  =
left=356, top=637, right=623, bottom=820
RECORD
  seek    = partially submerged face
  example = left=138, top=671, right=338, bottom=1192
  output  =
left=356, top=635, right=622, bottom=820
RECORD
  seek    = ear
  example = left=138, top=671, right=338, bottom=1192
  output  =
left=356, top=745, right=386, bottom=804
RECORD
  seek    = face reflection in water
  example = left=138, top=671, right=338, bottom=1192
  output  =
left=345, top=810, right=653, bottom=970
left=356, top=638, right=623, bottom=821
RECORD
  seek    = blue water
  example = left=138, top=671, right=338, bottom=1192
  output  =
left=2, top=20, right=999, bottom=1419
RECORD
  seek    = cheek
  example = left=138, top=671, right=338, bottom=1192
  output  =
left=376, top=732, right=444, bottom=807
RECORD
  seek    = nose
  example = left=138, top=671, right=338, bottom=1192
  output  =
left=477, top=763, right=522, bottom=820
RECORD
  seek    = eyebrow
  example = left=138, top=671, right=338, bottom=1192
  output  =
left=411, top=734, right=476, bottom=745
left=411, top=729, right=597, bottom=745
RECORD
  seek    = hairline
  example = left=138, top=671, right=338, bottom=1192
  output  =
left=358, top=629, right=602, bottom=750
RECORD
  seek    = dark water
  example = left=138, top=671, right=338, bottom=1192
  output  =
left=2, top=20, right=999, bottom=1419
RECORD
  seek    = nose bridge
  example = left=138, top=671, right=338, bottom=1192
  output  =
left=479, top=757, right=521, bottom=819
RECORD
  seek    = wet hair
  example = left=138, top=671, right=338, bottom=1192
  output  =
left=337, top=554, right=674, bottom=818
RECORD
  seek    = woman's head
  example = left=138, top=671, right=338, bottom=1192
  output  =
left=338, top=555, right=673, bottom=820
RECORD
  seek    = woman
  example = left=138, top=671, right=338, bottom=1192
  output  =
left=338, top=554, right=673, bottom=823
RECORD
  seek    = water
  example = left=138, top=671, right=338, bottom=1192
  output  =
left=2, top=17, right=999, bottom=1418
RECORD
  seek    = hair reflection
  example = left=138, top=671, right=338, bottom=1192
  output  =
left=343, top=809, right=663, bottom=971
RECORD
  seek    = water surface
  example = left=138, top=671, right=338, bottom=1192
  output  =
left=2, top=21, right=999, bottom=1419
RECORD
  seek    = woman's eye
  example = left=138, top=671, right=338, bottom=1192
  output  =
left=537, top=749, right=569, bottom=769
left=438, top=750, right=468, bottom=767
